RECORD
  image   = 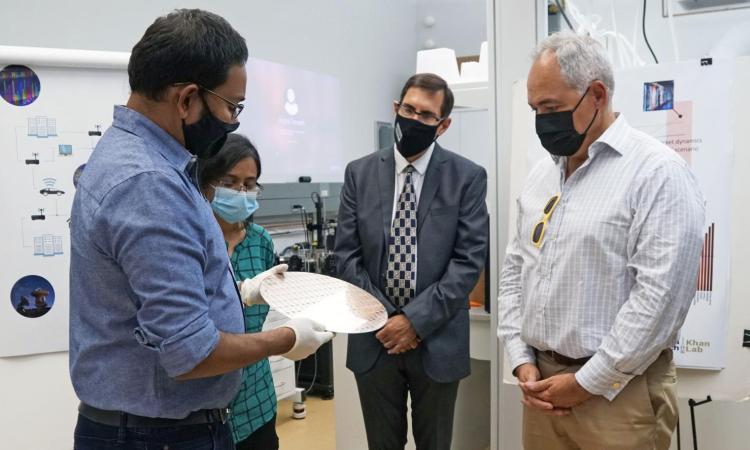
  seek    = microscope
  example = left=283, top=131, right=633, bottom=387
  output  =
left=280, top=191, right=337, bottom=277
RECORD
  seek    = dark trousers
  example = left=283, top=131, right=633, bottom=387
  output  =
left=73, top=414, right=235, bottom=449
left=355, top=350, right=459, bottom=450
left=235, top=415, right=279, bottom=450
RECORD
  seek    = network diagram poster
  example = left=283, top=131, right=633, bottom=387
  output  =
left=0, top=63, right=128, bottom=356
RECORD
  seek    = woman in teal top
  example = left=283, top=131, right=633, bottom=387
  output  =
left=200, top=133, right=279, bottom=450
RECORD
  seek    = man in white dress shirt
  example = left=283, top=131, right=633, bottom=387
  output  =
left=498, top=32, right=705, bottom=450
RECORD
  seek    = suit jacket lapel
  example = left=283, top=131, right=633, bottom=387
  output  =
left=378, top=149, right=396, bottom=244
left=417, top=144, right=445, bottom=233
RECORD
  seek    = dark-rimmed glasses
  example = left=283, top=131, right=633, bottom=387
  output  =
left=395, top=102, right=444, bottom=126
left=174, top=82, right=244, bottom=120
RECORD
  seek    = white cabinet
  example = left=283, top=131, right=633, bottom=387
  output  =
left=262, top=309, right=297, bottom=401
left=437, top=112, right=462, bottom=151
left=438, top=108, right=492, bottom=173
left=437, top=108, right=494, bottom=362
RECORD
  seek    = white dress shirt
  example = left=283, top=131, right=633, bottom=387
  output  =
left=498, top=114, right=705, bottom=400
left=391, top=143, right=434, bottom=222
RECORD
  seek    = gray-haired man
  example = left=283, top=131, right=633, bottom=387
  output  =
left=498, top=32, right=705, bottom=450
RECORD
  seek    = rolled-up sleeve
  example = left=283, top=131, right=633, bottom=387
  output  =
left=95, top=171, right=220, bottom=378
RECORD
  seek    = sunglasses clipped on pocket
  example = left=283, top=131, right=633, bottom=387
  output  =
left=531, top=194, right=561, bottom=248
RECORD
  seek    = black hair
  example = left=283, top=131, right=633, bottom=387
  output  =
left=199, top=133, right=262, bottom=191
left=128, top=9, right=248, bottom=100
left=399, top=73, right=455, bottom=118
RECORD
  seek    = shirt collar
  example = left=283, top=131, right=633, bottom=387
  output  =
left=112, top=105, right=193, bottom=171
left=588, top=112, right=630, bottom=157
left=393, top=142, right=435, bottom=175
left=551, top=113, right=630, bottom=165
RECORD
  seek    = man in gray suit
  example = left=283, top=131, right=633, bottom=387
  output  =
left=335, top=73, right=489, bottom=450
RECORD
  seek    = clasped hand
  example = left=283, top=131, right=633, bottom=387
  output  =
left=515, top=363, right=592, bottom=416
left=375, top=315, right=419, bottom=354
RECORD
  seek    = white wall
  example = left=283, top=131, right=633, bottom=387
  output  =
left=0, top=1, right=418, bottom=448
left=565, top=0, right=750, bottom=62
left=0, top=0, right=419, bottom=159
left=417, top=0, right=487, bottom=55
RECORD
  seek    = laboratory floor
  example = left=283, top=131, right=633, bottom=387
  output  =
left=276, top=396, right=336, bottom=450
left=274, top=396, right=491, bottom=450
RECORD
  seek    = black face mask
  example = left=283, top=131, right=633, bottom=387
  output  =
left=182, top=95, right=240, bottom=160
left=535, top=87, right=598, bottom=157
left=394, top=114, right=440, bottom=159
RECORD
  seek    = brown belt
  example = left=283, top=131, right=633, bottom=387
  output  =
left=537, top=349, right=592, bottom=366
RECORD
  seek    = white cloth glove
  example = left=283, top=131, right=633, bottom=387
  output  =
left=281, top=317, right=334, bottom=361
left=239, top=264, right=288, bottom=306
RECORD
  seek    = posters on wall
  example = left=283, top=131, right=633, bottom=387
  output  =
left=612, top=59, right=734, bottom=370
left=0, top=62, right=129, bottom=356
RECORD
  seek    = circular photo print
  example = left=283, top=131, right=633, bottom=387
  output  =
left=73, top=164, right=86, bottom=189
left=10, top=275, right=55, bottom=318
left=0, top=65, right=41, bottom=106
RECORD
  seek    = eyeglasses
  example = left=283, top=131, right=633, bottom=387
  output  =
left=213, top=180, right=263, bottom=195
left=174, top=82, right=245, bottom=120
left=201, top=86, right=244, bottom=120
left=531, top=194, right=561, bottom=248
left=395, top=102, right=444, bottom=126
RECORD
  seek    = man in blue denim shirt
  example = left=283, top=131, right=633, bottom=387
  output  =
left=69, top=9, right=332, bottom=449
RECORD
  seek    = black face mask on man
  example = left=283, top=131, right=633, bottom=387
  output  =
left=182, top=94, right=240, bottom=160
left=394, top=114, right=440, bottom=159
left=535, top=87, right=598, bottom=157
